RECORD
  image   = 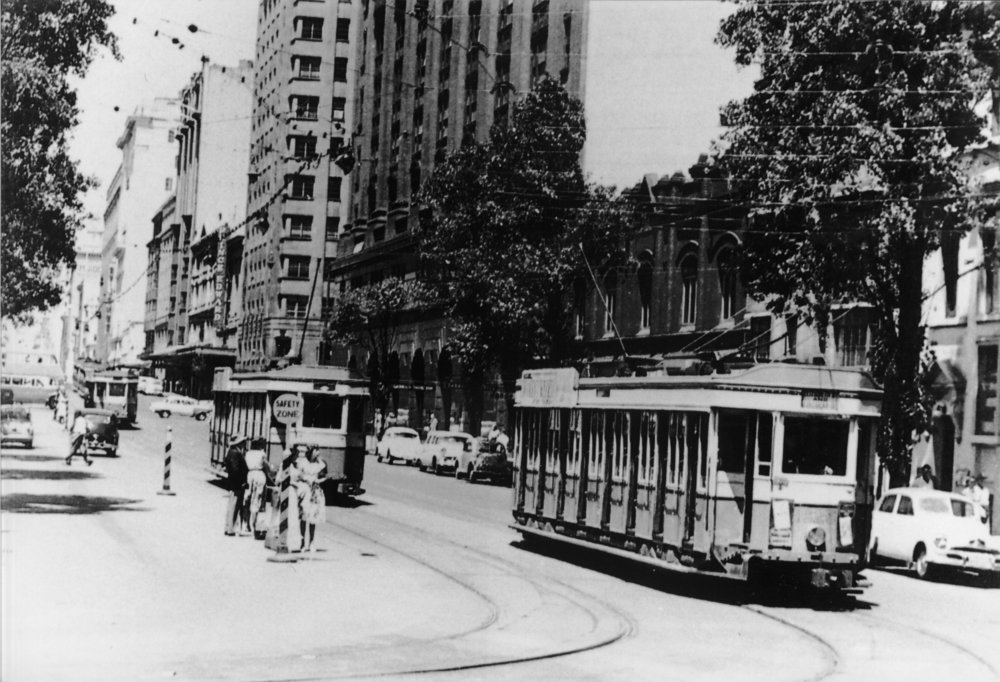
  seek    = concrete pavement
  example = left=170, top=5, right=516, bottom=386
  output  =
left=2, top=407, right=490, bottom=681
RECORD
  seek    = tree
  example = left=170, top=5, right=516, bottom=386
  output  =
left=324, top=276, right=433, bottom=417
left=1, top=0, right=117, bottom=320
left=418, top=77, right=635, bottom=430
left=715, top=1, right=998, bottom=483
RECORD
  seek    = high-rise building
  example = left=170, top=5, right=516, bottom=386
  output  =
left=99, top=98, right=180, bottom=368
left=143, top=61, right=254, bottom=397
left=239, top=0, right=359, bottom=371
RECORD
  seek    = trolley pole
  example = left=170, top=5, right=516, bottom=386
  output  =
left=267, top=448, right=298, bottom=563
left=157, top=426, right=176, bottom=496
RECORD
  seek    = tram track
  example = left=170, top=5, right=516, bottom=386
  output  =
left=740, top=605, right=841, bottom=682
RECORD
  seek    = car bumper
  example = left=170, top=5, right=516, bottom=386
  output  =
left=475, top=458, right=513, bottom=479
left=1, top=435, right=32, bottom=446
left=933, top=547, right=1000, bottom=574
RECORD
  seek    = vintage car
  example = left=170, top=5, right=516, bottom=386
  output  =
left=870, top=487, right=1000, bottom=581
left=137, top=376, right=164, bottom=396
left=418, top=430, right=476, bottom=475
left=149, top=394, right=214, bottom=420
left=456, top=438, right=513, bottom=484
left=1, top=405, right=33, bottom=448
left=80, top=408, right=119, bottom=456
left=375, top=426, right=421, bottom=465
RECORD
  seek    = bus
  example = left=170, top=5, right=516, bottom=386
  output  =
left=510, top=363, right=882, bottom=594
left=210, top=364, right=369, bottom=496
left=0, top=361, right=64, bottom=404
left=74, top=366, right=139, bottom=424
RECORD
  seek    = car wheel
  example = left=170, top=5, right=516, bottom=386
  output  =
left=195, top=412, right=207, bottom=421
left=912, top=544, right=931, bottom=580
left=466, top=464, right=476, bottom=483
left=108, top=447, right=118, bottom=457
left=431, top=457, right=438, bottom=475
left=454, top=465, right=463, bottom=479
left=384, top=451, right=392, bottom=465
left=157, top=410, right=171, bottom=418
left=377, top=453, right=384, bottom=463
left=26, top=440, right=33, bottom=450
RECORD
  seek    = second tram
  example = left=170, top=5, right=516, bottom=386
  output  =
left=74, top=366, right=139, bottom=424
left=511, top=364, right=882, bottom=592
left=210, top=365, right=369, bottom=495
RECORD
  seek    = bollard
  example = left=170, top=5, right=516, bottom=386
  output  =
left=157, top=426, right=176, bottom=496
left=267, top=449, right=298, bottom=563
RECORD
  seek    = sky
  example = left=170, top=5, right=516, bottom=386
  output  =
left=68, top=0, right=755, bottom=219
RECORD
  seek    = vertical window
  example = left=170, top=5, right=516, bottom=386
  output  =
left=336, top=18, right=350, bottom=42
left=717, top=247, right=738, bottom=321
left=680, top=255, right=698, bottom=326
left=285, top=256, right=311, bottom=280
left=165, top=177, right=172, bottom=191
left=784, top=313, right=798, bottom=356
left=976, top=344, right=998, bottom=436
left=603, top=273, right=616, bottom=336
left=334, top=57, right=349, bottom=82
left=941, top=232, right=959, bottom=317
left=750, top=315, right=771, bottom=362
left=283, top=295, right=309, bottom=318
left=326, top=217, right=340, bottom=240
left=299, top=17, right=323, bottom=40
left=327, top=177, right=342, bottom=199
left=834, top=307, right=871, bottom=366
left=637, top=259, right=652, bottom=332
left=296, top=56, right=321, bottom=80
left=288, top=175, right=314, bottom=199
left=573, top=280, right=586, bottom=338
left=332, top=97, right=346, bottom=121
left=286, top=215, right=312, bottom=240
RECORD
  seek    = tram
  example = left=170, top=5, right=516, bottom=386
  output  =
left=75, top=366, right=139, bottom=424
left=511, top=363, right=882, bottom=592
left=210, top=364, right=369, bottom=495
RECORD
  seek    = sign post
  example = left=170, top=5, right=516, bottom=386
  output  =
left=268, top=394, right=304, bottom=563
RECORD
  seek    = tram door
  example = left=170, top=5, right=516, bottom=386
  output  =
left=557, top=410, right=582, bottom=521
left=607, top=412, right=631, bottom=534
left=541, top=409, right=565, bottom=520
left=682, top=413, right=708, bottom=546
left=715, top=411, right=773, bottom=547
left=583, top=411, right=609, bottom=529
left=518, top=409, right=546, bottom=515
left=632, top=412, right=658, bottom=538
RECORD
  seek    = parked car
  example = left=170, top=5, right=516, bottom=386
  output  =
left=149, top=394, right=214, bottom=420
left=137, top=376, right=164, bottom=396
left=870, top=487, right=1000, bottom=581
left=80, top=408, right=119, bottom=457
left=457, top=438, right=513, bottom=484
left=1, top=405, right=33, bottom=448
left=418, top=430, right=476, bottom=475
left=376, top=426, right=421, bottom=465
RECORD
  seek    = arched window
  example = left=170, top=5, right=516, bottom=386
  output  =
left=717, top=247, right=738, bottom=321
left=603, top=272, right=617, bottom=336
left=680, top=255, right=698, bottom=326
left=637, top=258, right=653, bottom=332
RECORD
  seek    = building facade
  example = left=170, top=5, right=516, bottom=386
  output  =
left=143, top=61, right=254, bottom=397
left=237, top=0, right=359, bottom=371
left=67, top=222, right=104, bottom=370
left=98, top=98, right=180, bottom=368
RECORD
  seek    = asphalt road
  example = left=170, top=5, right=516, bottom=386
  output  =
left=4, top=396, right=1000, bottom=681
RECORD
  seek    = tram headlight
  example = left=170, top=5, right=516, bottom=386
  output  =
left=806, top=526, right=827, bottom=552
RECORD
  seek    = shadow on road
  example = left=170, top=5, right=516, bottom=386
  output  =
left=512, top=537, right=872, bottom=611
left=1, top=468, right=101, bottom=482
left=872, top=565, right=1000, bottom=590
left=1, top=452, right=67, bottom=464
left=1, top=492, right=148, bottom=515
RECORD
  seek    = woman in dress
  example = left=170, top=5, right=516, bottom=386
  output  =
left=296, top=445, right=327, bottom=552
left=243, top=438, right=272, bottom=537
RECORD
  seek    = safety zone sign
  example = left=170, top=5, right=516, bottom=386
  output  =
left=273, top=394, right=303, bottom=425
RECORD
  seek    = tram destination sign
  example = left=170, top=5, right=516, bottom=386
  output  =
left=801, top=391, right=837, bottom=410
left=518, top=368, right=579, bottom=408
left=273, top=393, right=303, bottom=425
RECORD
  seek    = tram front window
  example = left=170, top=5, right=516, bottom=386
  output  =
left=782, top=417, right=848, bottom=476
left=302, top=394, right=343, bottom=429
left=108, top=383, right=126, bottom=397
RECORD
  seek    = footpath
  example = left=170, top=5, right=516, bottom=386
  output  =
left=1, top=407, right=486, bottom=682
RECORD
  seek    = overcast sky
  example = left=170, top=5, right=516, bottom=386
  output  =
left=68, top=0, right=754, bottom=223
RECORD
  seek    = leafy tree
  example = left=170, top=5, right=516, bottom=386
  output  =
left=716, top=1, right=998, bottom=483
left=324, top=276, right=433, bottom=417
left=419, top=76, right=635, bottom=429
left=1, top=0, right=117, bottom=320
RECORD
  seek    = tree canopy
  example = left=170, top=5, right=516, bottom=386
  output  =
left=716, top=0, right=998, bottom=481
left=1, top=0, right=117, bottom=320
left=418, top=76, right=635, bottom=427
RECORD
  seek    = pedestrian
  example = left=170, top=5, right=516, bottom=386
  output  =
left=494, top=425, right=510, bottom=455
left=224, top=436, right=249, bottom=536
left=374, top=408, right=384, bottom=440
left=66, top=410, right=93, bottom=466
left=296, top=444, right=327, bottom=552
left=911, top=464, right=938, bottom=489
left=429, top=412, right=438, bottom=433
left=55, top=390, right=69, bottom=427
left=963, top=474, right=991, bottom=523
left=282, top=445, right=305, bottom=551
left=244, top=437, right=272, bottom=537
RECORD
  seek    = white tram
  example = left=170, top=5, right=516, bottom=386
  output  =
left=210, top=365, right=369, bottom=495
left=511, top=364, right=882, bottom=592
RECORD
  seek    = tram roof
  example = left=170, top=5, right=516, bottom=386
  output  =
left=228, top=364, right=368, bottom=386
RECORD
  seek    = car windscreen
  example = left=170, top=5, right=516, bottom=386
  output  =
left=781, top=417, right=848, bottom=476
left=918, top=497, right=950, bottom=514
left=85, top=415, right=112, bottom=425
left=392, top=431, right=417, bottom=439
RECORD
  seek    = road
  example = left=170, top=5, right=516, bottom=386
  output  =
left=3, top=396, right=999, bottom=681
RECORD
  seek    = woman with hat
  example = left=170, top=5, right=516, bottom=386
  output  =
left=244, top=438, right=272, bottom=537
left=224, top=435, right=249, bottom=536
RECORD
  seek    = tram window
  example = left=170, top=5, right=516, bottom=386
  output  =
left=757, top=414, right=773, bottom=476
left=347, top=397, right=365, bottom=433
left=781, top=417, right=848, bottom=476
left=717, top=411, right=754, bottom=474
left=302, top=394, right=344, bottom=429
left=108, top=383, right=126, bottom=397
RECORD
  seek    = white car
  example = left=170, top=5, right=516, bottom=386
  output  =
left=376, top=426, right=421, bottom=465
left=137, top=376, right=164, bottom=396
left=456, top=437, right=512, bottom=484
left=149, top=394, right=214, bottom=420
left=418, top=430, right=475, bottom=475
left=870, top=487, right=999, bottom=581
